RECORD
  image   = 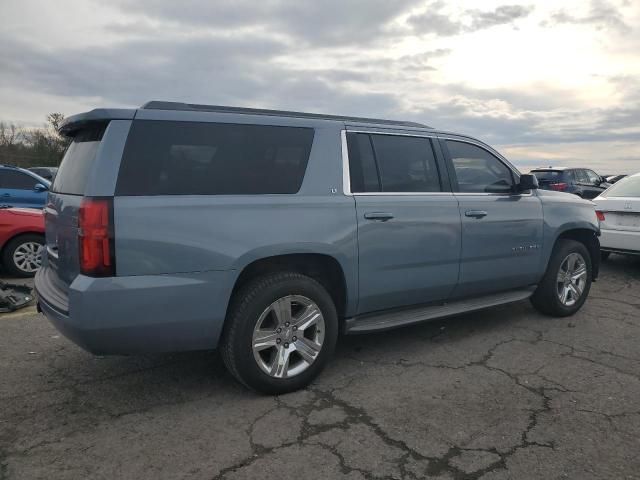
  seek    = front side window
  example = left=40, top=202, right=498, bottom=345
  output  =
left=446, top=141, right=514, bottom=194
left=116, top=121, right=314, bottom=196
left=1, top=170, right=38, bottom=190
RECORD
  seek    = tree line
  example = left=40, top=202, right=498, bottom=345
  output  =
left=0, top=113, right=71, bottom=168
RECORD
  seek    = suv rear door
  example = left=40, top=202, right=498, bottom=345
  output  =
left=346, top=130, right=461, bottom=314
left=440, top=137, right=543, bottom=298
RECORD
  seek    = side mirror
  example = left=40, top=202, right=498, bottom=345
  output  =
left=34, top=183, right=49, bottom=193
left=517, top=174, right=538, bottom=192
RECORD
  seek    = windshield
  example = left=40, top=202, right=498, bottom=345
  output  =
left=602, top=175, right=640, bottom=198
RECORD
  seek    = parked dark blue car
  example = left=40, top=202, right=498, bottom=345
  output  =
left=0, top=165, right=50, bottom=209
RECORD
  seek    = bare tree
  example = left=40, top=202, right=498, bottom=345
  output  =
left=0, top=122, right=21, bottom=147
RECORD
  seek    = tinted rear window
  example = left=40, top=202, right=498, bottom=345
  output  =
left=116, top=121, right=315, bottom=196
left=531, top=170, right=563, bottom=182
left=52, top=125, right=106, bottom=195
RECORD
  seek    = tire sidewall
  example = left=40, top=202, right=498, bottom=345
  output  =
left=2, top=234, right=44, bottom=277
left=228, top=274, right=338, bottom=394
left=544, top=240, right=592, bottom=316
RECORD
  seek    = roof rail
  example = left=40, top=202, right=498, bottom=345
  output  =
left=141, top=101, right=431, bottom=129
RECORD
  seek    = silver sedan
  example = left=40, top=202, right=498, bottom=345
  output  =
left=594, top=172, right=640, bottom=258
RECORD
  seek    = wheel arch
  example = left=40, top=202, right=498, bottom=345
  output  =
left=227, top=252, right=350, bottom=325
left=552, top=228, right=600, bottom=280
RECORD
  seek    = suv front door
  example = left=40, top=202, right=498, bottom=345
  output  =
left=346, top=131, right=461, bottom=314
left=441, top=138, right=543, bottom=298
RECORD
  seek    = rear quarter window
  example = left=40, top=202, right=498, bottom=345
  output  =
left=52, top=124, right=106, bottom=195
left=116, top=121, right=315, bottom=196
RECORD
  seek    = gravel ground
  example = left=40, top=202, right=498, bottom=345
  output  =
left=1, top=256, right=639, bottom=479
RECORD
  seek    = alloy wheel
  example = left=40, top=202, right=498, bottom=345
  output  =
left=556, top=252, right=587, bottom=307
left=252, top=295, right=325, bottom=379
left=13, top=241, right=43, bottom=274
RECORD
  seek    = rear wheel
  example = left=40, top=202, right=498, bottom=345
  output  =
left=2, top=234, right=44, bottom=277
left=531, top=239, right=592, bottom=317
left=221, top=272, right=338, bottom=394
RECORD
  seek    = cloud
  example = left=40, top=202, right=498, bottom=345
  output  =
left=408, top=3, right=534, bottom=36
left=548, top=0, right=631, bottom=33
left=1, top=0, right=639, bottom=173
left=110, top=0, right=417, bottom=46
left=467, top=5, right=534, bottom=30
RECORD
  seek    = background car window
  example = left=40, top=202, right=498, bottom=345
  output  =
left=574, top=169, right=589, bottom=184
left=370, top=135, right=441, bottom=192
left=531, top=170, right=562, bottom=181
left=586, top=170, right=601, bottom=185
left=0, top=170, right=38, bottom=190
left=117, top=121, right=314, bottom=195
left=446, top=141, right=514, bottom=193
left=346, top=133, right=380, bottom=193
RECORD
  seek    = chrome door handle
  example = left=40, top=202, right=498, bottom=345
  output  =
left=364, top=212, right=394, bottom=221
left=465, top=210, right=488, bottom=219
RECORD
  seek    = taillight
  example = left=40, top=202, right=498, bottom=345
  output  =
left=78, top=198, right=115, bottom=277
left=596, top=210, right=606, bottom=222
left=549, top=182, right=568, bottom=191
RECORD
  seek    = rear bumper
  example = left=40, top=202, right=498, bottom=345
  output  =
left=35, top=266, right=235, bottom=355
left=600, top=229, right=640, bottom=254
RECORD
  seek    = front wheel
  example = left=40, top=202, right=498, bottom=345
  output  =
left=221, top=272, right=338, bottom=394
left=531, top=239, right=592, bottom=317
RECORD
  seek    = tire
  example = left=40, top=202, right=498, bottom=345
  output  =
left=531, top=239, right=592, bottom=317
left=601, top=251, right=611, bottom=261
left=2, top=234, right=45, bottom=277
left=221, top=272, right=338, bottom=395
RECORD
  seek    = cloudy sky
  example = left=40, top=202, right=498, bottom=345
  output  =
left=1, top=0, right=639, bottom=173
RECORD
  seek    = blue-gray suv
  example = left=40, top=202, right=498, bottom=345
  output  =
left=36, top=101, right=600, bottom=394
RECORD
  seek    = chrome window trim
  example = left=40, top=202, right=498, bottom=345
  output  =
left=341, top=130, right=352, bottom=196
left=353, top=191, right=455, bottom=196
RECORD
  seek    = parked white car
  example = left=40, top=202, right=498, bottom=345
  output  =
left=594, top=172, right=640, bottom=258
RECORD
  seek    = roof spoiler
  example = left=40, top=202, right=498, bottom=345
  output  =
left=58, top=108, right=136, bottom=136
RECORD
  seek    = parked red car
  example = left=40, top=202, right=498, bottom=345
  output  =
left=0, top=207, right=45, bottom=277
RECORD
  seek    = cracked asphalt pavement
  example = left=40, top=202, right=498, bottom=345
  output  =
left=1, top=256, right=639, bottom=480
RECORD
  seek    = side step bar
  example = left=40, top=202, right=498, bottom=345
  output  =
left=344, top=286, right=537, bottom=334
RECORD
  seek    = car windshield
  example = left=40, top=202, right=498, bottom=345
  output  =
left=602, top=175, right=640, bottom=198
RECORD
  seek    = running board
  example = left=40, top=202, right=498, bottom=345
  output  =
left=345, top=286, right=536, bottom=334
